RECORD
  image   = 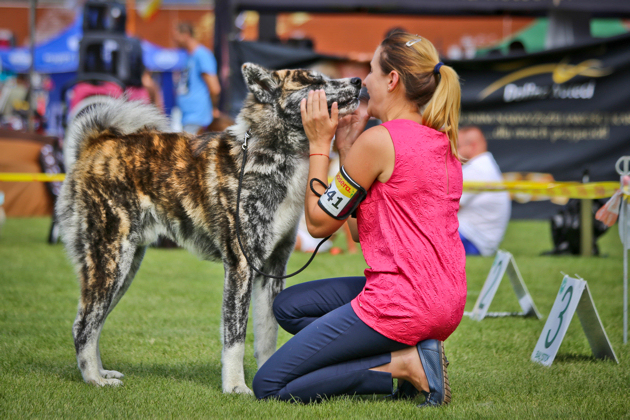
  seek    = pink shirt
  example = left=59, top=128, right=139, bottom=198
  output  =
left=351, top=119, right=467, bottom=345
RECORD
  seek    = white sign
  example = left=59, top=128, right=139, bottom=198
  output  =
left=531, top=276, right=618, bottom=366
left=468, top=250, right=541, bottom=321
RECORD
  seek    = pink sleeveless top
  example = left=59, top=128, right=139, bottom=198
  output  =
left=351, top=119, right=467, bottom=345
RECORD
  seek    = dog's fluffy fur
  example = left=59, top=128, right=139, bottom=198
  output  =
left=56, top=63, right=361, bottom=393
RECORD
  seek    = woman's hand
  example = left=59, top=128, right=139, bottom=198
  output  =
left=300, top=90, right=338, bottom=154
left=335, top=107, right=370, bottom=159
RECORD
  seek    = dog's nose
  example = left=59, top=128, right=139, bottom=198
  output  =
left=350, top=77, right=362, bottom=87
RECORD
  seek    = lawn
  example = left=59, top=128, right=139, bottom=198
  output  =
left=0, top=217, right=628, bottom=419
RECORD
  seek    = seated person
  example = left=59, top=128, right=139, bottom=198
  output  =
left=457, top=126, right=511, bottom=256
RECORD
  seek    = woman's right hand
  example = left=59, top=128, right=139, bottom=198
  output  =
left=335, top=108, right=369, bottom=158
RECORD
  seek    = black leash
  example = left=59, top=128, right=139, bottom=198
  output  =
left=235, top=129, right=332, bottom=279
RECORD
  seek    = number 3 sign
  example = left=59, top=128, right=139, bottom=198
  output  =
left=531, top=276, right=618, bottom=366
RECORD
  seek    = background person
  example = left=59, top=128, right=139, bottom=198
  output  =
left=254, top=32, right=466, bottom=406
left=457, top=126, right=511, bottom=256
left=173, top=22, right=221, bottom=135
left=125, top=37, right=162, bottom=109
left=0, top=73, right=28, bottom=119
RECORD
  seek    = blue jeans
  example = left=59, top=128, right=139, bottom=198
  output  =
left=253, top=277, right=409, bottom=402
left=459, top=231, right=481, bottom=255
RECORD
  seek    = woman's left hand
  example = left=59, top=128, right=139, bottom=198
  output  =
left=300, top=90, right=338, bottom=154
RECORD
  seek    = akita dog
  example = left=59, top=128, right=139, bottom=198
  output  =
left=56, top=63, right=362, bottom=394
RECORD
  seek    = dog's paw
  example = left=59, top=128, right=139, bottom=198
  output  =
left=224, top=384, right=254, bottom=395
left=100, top=369, right=124, bottom=379
left=86, top=376, right=124, bottom=387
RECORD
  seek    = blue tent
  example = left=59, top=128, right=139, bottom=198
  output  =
left=0, top=15, right=186, bottom=74
left=0, top=17, right=81, bottom=73
left=0, top=15, right=186, bottom=131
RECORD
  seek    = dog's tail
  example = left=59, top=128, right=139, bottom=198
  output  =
left=63, top=96, right=169, bottom=171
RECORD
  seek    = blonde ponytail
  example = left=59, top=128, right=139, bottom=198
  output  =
left=379, top=32, right=462, bottom=161
left=422, top=64, right=461, bottom=160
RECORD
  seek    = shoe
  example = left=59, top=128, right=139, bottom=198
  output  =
left=416, top=339, right=451, bottom=407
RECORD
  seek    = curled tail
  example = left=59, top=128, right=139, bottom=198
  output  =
left=63, top=96, right=169, bottom=171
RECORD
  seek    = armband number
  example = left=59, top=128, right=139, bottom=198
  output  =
left=318, top=166, right=367, bottom=220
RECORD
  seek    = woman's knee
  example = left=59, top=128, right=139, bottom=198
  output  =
left=272, top=286, right=297, bottom=328
left=252, top=365, right=279, bottom=400
left=252, top=371, right=266, bottom=399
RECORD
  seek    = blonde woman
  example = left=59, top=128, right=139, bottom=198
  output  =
left=253, top=32, right=466, bottom=407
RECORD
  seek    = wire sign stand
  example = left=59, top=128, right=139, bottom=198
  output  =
left=466, top=250, right=541, bottom=321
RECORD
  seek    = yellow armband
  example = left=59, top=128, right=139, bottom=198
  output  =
left=317, top=166, right=367, bottom=220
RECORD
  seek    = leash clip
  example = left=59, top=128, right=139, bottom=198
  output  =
left=242, top=129, right=252, bottom=150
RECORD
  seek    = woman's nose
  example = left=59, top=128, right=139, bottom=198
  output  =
left=350, top=77, right=362, bottom=87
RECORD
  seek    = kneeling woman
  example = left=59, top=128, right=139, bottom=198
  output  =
left=253, top=32, right=467, bottom=406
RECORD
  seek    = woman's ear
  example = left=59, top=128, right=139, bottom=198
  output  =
left=388, top=71, right=400, bottom=92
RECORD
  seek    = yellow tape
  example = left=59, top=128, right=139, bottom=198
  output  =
left=0, top=173, right=622, bottom=200
left=463, top=181, right=620, bottom=199
left=0, top=173, right=66, bottom=182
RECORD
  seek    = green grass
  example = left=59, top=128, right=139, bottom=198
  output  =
left=0, top=218, right=628, bottom=419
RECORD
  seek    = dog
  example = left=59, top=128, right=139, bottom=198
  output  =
left=56, top=62, right=362, bottom=394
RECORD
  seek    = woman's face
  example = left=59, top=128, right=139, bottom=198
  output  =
left=363, top=46, right=390, bottom=120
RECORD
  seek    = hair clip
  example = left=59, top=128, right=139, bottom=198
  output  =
left=405, top=37, right=422, bottom=47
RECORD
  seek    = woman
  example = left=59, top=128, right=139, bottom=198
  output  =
left=253, top=32, right=466, bottom=407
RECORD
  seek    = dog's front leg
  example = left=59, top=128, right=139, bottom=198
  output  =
left=221, top=262, right=254, bottom=394
left=251, top=238, right=292, bottom=368
left=251, top=276, right=284, bottom=368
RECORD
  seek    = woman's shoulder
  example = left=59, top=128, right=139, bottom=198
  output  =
left=349, top=125, right=395, bottom=171
left=356, top=124, right=391, bottom=149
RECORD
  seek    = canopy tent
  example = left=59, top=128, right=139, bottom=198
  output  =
left=0, top=16, right=81, bottom=74
left=0, top=15, right=187, bottom=74
left=0, top=14, right=186, bottom=134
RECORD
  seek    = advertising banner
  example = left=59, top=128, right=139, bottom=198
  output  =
left=454, top=33, right=630, bottom=181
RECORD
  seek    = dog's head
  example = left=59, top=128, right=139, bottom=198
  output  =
left=241, top=63, right=362, bottom=128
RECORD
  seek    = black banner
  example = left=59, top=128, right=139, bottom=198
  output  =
left=227, top=40, right=340, bottom=117
left=453, top=33, right=630, bottom=182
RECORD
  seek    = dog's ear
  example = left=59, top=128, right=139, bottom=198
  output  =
left=242, top=63, right=278, bottom=104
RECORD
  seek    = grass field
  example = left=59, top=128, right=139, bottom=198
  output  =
left=0, top=217, right=628, bottom=419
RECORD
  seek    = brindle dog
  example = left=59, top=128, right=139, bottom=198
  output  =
left=57, top=63, right=362, bottom=394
